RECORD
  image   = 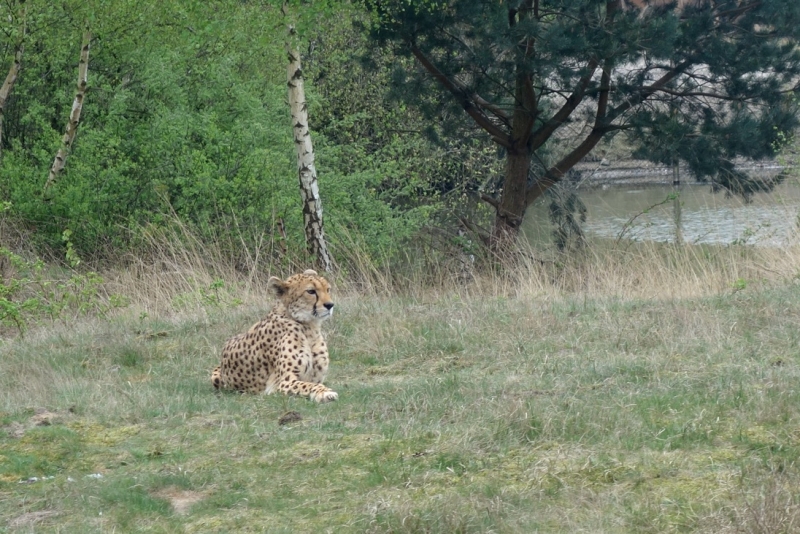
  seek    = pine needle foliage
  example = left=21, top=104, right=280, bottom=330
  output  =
left=364, top=0, right=800, bottom=242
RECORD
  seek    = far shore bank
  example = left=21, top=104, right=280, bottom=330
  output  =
left=571, top=159, right=791, bottom=188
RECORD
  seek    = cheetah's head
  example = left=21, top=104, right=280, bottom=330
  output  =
left=268, top=269, right=334, bottom=323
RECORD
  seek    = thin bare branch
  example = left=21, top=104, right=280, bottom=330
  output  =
left=607, top=59, right=694, bottom=121
left=480, top=192, right=500, bottom=209
left=651, top=86, right=750, bottom=101
left=526, top=58, right=695, bottom=206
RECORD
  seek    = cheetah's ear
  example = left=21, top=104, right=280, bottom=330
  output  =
left=303, top=269, right=318, bottom=276
left=268, top=276, right=288, bottom=297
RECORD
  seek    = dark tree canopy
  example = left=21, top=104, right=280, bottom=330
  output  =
left=365, top=0, right=800, bottom=244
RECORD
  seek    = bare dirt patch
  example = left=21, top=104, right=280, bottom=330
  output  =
left=153, top=487, right=206, bottom=515
left=278, top=411, right=302, bottom=426
left=8, top=510, right=60, bottom=528
left=31, top=409, right=62, bottom=426
left=3, top=409, right=68, bottom=438
left=3, top=421, right=25, bottom=438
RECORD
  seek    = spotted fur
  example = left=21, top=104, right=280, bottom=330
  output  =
left=211, top=269, right=338, bottom=402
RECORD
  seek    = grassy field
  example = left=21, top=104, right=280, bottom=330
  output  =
left=2, top=242, right=800, bottom=532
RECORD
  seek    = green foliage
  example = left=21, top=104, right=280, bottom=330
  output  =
left=304, top=11, right=506, bottom=256
left=0, top=0, right=457, bottom=269
left=62, top=230, right=80, bottom=268
left=0, top=227, right=127, bottom=334
left=731, top=278, right=748, bottom=292
left=546, top=180, right=587, bottom=251
left=0, top=247, right=127, bottom=333
left=172, top=278, right=243, bottom=311
left=364, top=0, right=800, bottom=238
left=5, top=0, right=798, bottom=263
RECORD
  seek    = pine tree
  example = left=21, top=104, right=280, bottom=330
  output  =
left=365, top=0, right=800, bottom=247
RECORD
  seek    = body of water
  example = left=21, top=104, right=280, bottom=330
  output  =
left=523, top=181, right=800, bottom=247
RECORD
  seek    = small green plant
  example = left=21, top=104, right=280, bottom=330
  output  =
left=616, top=192, right=680, bottom=243
left=732, top=278, right=748, bottom=292
left=199, top=278, right=225, bottom=306
left=174, top=278, right=243, bottom=310
left=62, top=229, right=80, bottom=268
left=731, top=226, right=761, bottom=246
left=0, top=231, right=128, bottom=334
left=0, top=247, right=45, bottom=332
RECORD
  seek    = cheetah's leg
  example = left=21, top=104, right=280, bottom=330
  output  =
left=274, top=371, right=338, bottom=402
left=272, top=353, right=337, bottom=403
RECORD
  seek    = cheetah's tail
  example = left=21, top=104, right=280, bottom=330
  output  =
left=211, top=365, right=223, bottom=390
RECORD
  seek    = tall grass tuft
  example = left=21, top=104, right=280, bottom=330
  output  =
left=96, top=213, right=800, bottom=317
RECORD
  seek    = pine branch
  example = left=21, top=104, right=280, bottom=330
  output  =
left=525, top=0, right=619, bottom=152
left=651, top=86, right=774, bottom=102
left=437, top=29, right=512, bottom=124
left=525, top=58, right=694, bottom=205
left=596, top=59, right=611, bottom=121
left=408, top=43, right=513, bottom=148
left=529, top=58, right=599, bottom=151
left=525, top=59, right=612, bottom=205
left=606, top=59, right=694, bottom=121
left=472, top=93, right=511, bottom=124
left=715, top=1, right=762, bottom=21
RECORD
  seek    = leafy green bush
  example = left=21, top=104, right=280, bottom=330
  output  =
left=0, top=228, right=128, bottom=334
left=0, top=1, right=462, bottom=271
left=0, top=248, right=122, bottom=334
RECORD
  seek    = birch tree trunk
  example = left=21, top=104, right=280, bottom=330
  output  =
left=44, top=30, right=91, bottom=192
left=286, top=27, right=333, bottom=272
left=0, top=14, right=26, bottom=162
left=0, top=43, right=23, bottom=161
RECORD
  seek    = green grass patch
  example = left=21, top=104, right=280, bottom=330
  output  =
left=2, top=284, right=800, bottom=531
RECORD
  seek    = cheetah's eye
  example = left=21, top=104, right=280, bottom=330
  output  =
left=307, top=289, right=316, bottom=295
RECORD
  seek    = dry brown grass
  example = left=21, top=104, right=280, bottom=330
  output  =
left=512, top=239, right=800, bottom=299
left=100, top=218, right=800, bottom=319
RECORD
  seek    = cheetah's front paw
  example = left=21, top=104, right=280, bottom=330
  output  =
left=311, top=389, right=338, bottom=403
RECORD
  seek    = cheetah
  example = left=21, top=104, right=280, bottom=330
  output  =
left=210, top=270, right=338, bottom=403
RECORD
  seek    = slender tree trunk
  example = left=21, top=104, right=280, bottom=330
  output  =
left=44, top=30, right=91, bottom=192
left=491, top=1, right=537, bottom=251
left=0, top=17, right=25, bottom=162
left=673, top=190, right=683, bottom=244
left=493, top=149, right=532, bottom=248
left=286, top=28, right=333, bottom=272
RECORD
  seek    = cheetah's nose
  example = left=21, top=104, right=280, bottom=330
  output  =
left=324, top=302, right=334, bottom=310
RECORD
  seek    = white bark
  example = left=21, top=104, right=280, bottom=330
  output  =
left=0, top=11, right=26, bottom=161
left=287, top=29, right=333, bottom=272
left=44, top=30, right=91, bottom=192
left=0, top=43, right=23, bottom=161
